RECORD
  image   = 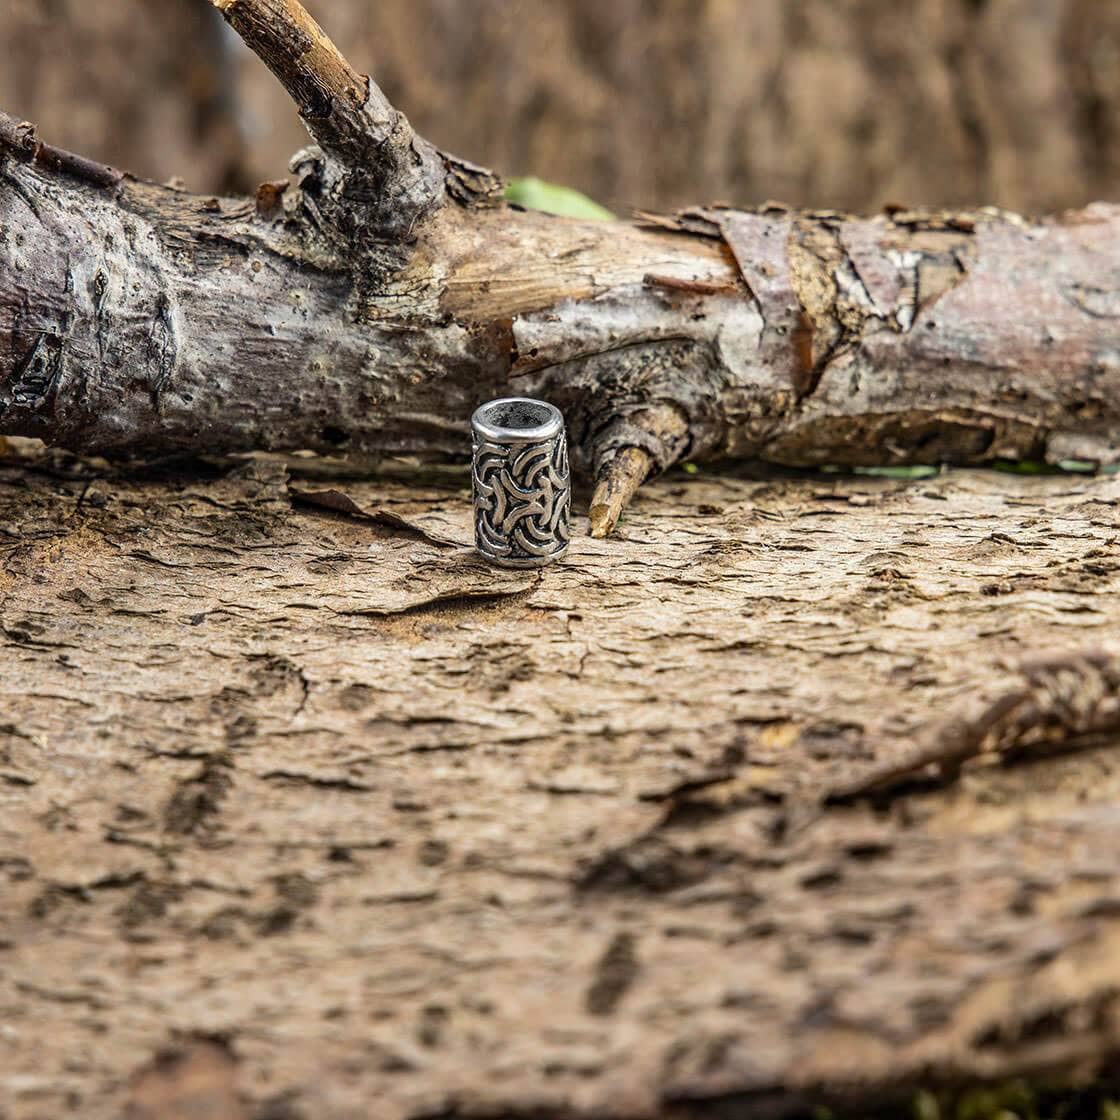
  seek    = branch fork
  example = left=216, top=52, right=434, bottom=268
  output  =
left=1, top=0, right=1118, bottom=536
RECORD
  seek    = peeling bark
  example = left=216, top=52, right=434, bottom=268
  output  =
left=2, top=0, right=1120, bottom=536
left=3, top=115, right=1120, bottom=516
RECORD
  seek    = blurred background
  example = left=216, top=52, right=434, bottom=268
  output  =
left=1, top=0, right=1118, bottom=215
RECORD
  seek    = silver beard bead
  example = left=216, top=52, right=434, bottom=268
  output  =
left=471, top=397, right=571, bottom=568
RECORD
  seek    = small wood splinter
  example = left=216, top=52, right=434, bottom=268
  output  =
left=4, top=0, right=1120, bottom=504
left=588, top=404, right=690, bottom=537
left=589, top=447, right=654, bottom=539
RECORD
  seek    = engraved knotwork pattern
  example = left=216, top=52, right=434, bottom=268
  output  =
left=472, top=433, right=570, bottom=565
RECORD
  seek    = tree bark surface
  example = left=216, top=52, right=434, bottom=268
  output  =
left=2, top=451, right=1120, bottom=1119
left=3, top=122, right=1120, bottom=485
left=5, top=5, right=1120, bottom=1115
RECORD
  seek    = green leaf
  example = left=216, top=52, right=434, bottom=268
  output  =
left=821, top=465, right=939, bottom=480
left=994, top=459, right=1104, bottom=475
left=504, top=176, right=616, bottom=221
left=913, top=1090, right=941, bottom=1120
left=851, top=465, right=940, bottom=480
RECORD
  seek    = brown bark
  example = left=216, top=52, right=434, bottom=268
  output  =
left=5, top=0, right=1120, bottom=213
left=3, top=107, right=1120, bottom=534
left=5, top=5, right=1120, bottom=1115
left=2, top=447, right=1120, bottom=1120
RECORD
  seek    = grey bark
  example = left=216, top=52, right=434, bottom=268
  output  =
left=3, top=111, right=1120, bottom=488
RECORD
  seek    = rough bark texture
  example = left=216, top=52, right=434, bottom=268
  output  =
left=4, top=0, right=1120, bottom=213
left=5, top=4, right=1120, bottom=1115
left=2, top=448, right=1120, bottom=1120
left=3, top=119, right=1120, bottom=491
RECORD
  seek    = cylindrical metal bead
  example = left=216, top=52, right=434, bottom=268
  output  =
left=471, top=397, right=571, bottom=568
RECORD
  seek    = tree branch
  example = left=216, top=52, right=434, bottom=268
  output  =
left=590, top=448, right=652, bottom=539
left=213, top=0, right=370, bottom=151
left=209, top=0, right=498, bottom=260
left=589, top=403, right=689, bottom=537
left=1, top=2, right=1120, bottom=534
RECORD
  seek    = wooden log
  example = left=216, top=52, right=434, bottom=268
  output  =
left=0, top=450, right=1118, bottom=1118
left=3, top=101, right=1120, bottom=537
left=4, top=8, right=1120, bottom=1114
